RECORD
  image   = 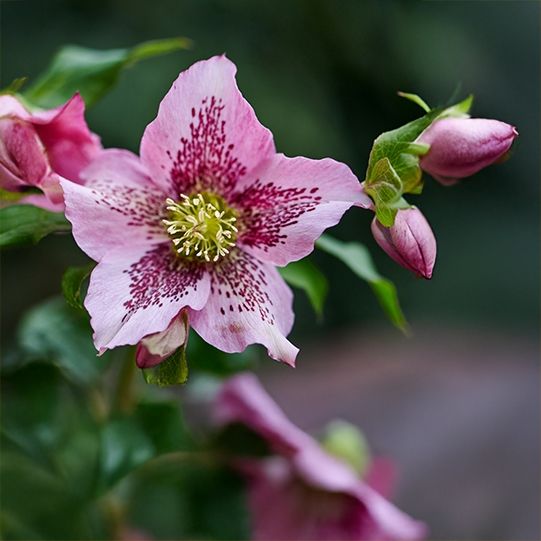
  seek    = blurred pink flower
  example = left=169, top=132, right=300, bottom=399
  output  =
left=62, top=56, right=368, bottom=365
left=419, top=117, right=518, bottom=185
left=215, top=373, right=427, bottom=541
left=371, top=207, right=436, bottom=279
left=0, top=93, right=101, bottom=210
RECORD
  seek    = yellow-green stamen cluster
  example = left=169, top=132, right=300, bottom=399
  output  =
left=163, top=193, right=238, bottom=263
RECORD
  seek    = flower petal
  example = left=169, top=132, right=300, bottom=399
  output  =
left=62, top=150, right=168, bottom=261
left=140, top=55, right=275, bottom=195
left=0, top=95, right=29, bottom=118
left=86, top=244, right=210, bottom=351
left=189, top=250, right=298, bottom=366
left=0, top=118, right=49, bottom=190
left=30, top=93, right=102, bottom=183
left=233, top=154, right=367, bottom=266
left=215, top=373, right=309, bottom=455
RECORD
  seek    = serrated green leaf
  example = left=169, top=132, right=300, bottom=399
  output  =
left=0, top=205, right=70, bottom=248
left=364, top=94, right=474, bottom=226
left=61, top=264, right=94, bottom=312
left=279, top=258, right=328, bottom=318
left=316, top=235, right=408, bottom=332
left=17, top=297, right=109, bottom=385
left=24, top=37, right=191, bottom=108
left=143, top=347, right=189, bottom=387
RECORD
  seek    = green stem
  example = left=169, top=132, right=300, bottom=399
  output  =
left=114, top=348, right=137, bottom=415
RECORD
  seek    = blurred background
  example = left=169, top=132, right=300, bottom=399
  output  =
left=1, top=0, right=539, bottom=538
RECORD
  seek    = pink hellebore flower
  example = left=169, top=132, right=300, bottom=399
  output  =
left=215, top=373, right=427, bottom=541
left=62, top=56, right=369, bottom=366
left=0, top=93, right=101, bottom=210
left=371, top=207, right=436, bottom=279
left=418, top=117, right=518, bottom=185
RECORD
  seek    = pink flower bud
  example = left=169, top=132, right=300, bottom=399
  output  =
left=0, top=93, right=101, bottom=210
left=418, top=117, right=518, bottom=185
left=371, top=207, right=436, bottom=279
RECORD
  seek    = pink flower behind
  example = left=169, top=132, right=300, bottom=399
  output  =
left=0, top=93, right=101, bottom=210
left=62, top=56, right=369, bottom=365
left=215, top=373, right=427, bottom=541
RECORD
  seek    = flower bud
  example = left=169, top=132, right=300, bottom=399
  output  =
left=0, top=93, right=101, bottom=210
left=371, top=207, right=436, bottom=279
left=418, top=117, right=518, bottom=185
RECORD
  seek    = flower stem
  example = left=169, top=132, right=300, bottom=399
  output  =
left=115, top=348, right=137, bottom=415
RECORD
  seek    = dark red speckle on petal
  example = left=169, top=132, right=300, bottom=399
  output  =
left=233, top=181, right=321, bottom=252
left=210, top=250, right=275, bottom=325
left=122, top=244, right=204, bottom=321
left=168, top=96, right=247, bottom=196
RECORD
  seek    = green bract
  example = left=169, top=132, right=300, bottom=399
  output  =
left=364, top=94, right=473, bottom=226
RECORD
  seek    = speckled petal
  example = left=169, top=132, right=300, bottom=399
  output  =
left=62, top=149, right=169, bottom=261
left=190, top=250, right=298, bottom=366
left=86, top=244, right=210, bottom=351
left=140, top=55, right=275, bottom=195
left=233, top=154, right=367, bottom=266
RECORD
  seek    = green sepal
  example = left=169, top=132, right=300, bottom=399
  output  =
left=24, top=37, right=192, bottom=109
left=397, top=91, right=431, bottom=112
left=143, top=346, right=189, bottom=387
left=364, top=94, right=474, bottom=226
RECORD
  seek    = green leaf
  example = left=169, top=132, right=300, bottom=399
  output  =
left=17, top=297, right=109, bottom=385
left=279, top=258, right=328, bottom=318
left=61, top=264, right=94, bottom=312
left=24, top=37, right=192, bottom=108
left=1, top=363, right=74, bottom=469
left=0, top=205, right=70, bottom=248
left=135, top=401, right=193, bottom=455
left=97, top=417, right=155, bottom=491
left=188, top=334, right=257, bottom=377
left=0, top=451, right=98, bottom=539
left=143, top=347, right=189, bottom=387
left=316, top=235, right=408, bottom=332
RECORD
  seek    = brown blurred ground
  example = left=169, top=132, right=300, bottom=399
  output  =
left=256, top=324, right=540, bottom=540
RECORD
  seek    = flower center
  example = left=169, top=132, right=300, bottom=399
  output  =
left=163, top=193, right=238, bottom=263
